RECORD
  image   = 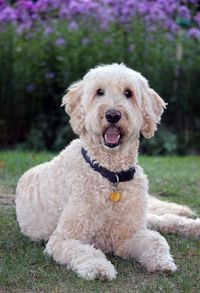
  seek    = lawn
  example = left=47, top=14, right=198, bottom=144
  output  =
left=0, top=151, right=200, bottom=293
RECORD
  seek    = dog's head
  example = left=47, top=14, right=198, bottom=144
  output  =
left=62, top=64, right=166, bottom=150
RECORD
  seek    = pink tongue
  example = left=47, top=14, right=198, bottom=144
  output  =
left=104, top=127, right=120, bottom=144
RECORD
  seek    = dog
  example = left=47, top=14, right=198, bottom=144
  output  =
left=16, top=64, right=200, bottom=280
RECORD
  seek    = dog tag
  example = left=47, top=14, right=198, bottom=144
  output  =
left=109, top=191, right=121, bottom=202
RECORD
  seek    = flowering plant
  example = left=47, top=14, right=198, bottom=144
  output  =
left=0, top=0, right=200, bottom=153
left=0, top=1, right=200, bottom=37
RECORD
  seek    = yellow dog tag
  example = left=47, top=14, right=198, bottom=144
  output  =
left=109, top=191, right=121, bottom=202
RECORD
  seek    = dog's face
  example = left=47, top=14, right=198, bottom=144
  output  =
left=62, top=64, right=166, bottom=150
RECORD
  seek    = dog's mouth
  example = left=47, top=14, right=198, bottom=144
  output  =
left=103, top=126, right=122, bottom=148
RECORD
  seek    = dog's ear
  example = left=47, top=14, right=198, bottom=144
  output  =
left=61, top=80, right=85, bottom=135
left=141, top=87, right=167, bottom=139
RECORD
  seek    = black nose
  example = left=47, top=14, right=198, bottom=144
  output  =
left=105, top=109, right=121, bottom=123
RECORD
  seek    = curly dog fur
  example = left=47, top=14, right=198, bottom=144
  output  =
left=16, top=64, right=200, bottom=280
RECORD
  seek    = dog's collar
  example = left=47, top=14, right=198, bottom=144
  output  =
left=81, top=147, right=135, bottom=183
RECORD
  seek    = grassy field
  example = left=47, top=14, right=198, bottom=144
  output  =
left=0, top=151, right=200, bottom=293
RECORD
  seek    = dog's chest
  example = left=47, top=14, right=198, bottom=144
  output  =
left=92, top=181, right=148, bottom=252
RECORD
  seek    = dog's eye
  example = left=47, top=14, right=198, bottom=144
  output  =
left=124, top=89, right=132, bottom=98
left=96, top=89, right=104, bottom=96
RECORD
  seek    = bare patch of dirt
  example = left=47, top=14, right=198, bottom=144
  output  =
left=0, top=288, right=32, bottom=293
left=0, top=187, right=15, bottom=208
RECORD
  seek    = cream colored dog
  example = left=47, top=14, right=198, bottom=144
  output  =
left=16, top=64, right=200, bottom=280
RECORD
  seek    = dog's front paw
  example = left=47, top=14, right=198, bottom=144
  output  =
left=146, top=255, right=177, bottom=273
left=75, top=258, right=117, bottom=281
left=186, top=218, right=200, bottom=239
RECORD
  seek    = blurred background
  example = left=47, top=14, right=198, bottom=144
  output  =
left=0, top=0, right=200, bottom=154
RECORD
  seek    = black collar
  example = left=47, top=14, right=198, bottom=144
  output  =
left=81, top=147, right=135, bottom=183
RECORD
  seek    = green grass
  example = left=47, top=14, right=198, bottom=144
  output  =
left=0, top=151, right=54, bottom=191
left=0, top=151, right=200, bottom=293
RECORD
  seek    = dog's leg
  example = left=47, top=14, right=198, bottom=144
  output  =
left=115, top=229, right=176, bottom=272
left=148, top=195, right=195, bottom=217
left=45, top=234, right=117, bottom=280
left=147, top=213, right=200, bottom=238
left=44, top=205, right=117, bottom=281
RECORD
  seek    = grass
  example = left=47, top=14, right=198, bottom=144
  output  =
left=0, top=151, right=200, bottom=293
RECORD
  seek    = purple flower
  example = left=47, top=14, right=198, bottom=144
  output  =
left=68, top=21, right=79, bottom=31
left=166, top=20, right=179, bottom=33
left=44, top=26, right=54, bottom=36
left=0, top=0, right=200, bottom=43
left=162, top=1, right=178, bottom=15
left=177, top=5, right=191, bottom=20
left=59, top=7, right=69, bottom=19
left=138, top=3, right=149, bottom=15
left=35, top=1, right=46, bottom=13
left=55, top=38, right=66, bottom=47
left=15, top=0, right=36, bottom=25
left=69, top=2, right=85, bottom=15
left=16, top=0, right=35, bottom=12
left=0, top=0, right=6, bottom=9
left=16, top=21, right=32, bottom=34
left=0, top=6, right=17, bottom=22
left=35, top=0, right=58, bottom=13
left=45, top=72, right=55, bottom=80
left=187, top=28, right=200, bottom=40
left=194, top=12, right=200, bottom=27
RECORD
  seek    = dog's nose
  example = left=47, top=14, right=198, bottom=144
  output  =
left=105, top=109, right=121, bottom=123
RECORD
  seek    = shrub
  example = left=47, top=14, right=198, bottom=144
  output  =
left=0, top=0, right=200, bottom=154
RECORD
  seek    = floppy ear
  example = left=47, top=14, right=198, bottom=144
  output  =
left=61, top=80, right=85, bottom=135
left=141, top=87, right=167, bottom=139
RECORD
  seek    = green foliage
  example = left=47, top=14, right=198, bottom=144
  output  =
left=0, top=20, right=200, bottom=153
left=141, top=126, right=178, bottom=155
